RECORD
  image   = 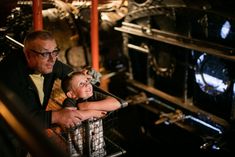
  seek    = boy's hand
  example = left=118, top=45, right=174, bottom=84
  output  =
left=78, top=110, right=107, bottom=120
left=91, top=110, right=107, bottom=118
left=81, top=66, right=102, bottom=85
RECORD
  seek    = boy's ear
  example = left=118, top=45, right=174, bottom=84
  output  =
left=66, top=91, right=74, bottom=98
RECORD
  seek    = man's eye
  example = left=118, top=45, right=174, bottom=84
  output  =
left=42, top=53, right=49, bottom=57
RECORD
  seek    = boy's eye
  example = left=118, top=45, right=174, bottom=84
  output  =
left=79, top=82, right=86, bottom=87
left=78, top=78, right=91, bottom=88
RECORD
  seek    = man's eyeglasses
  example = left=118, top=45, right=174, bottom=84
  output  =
left=30, top=49, right=60, bottom=59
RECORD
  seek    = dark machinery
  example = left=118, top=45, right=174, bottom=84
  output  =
left=111, top=0, right=235, bottom=156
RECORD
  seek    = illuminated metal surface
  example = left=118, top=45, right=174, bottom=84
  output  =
left=184, top=115, right=223, bottom=134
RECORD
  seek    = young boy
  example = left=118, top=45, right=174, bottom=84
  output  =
left=61, top=71, right=122, bottom=157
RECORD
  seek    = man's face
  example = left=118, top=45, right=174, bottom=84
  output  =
left=25, top=38, right=59, bottom=74
left=70, top=74, right=93, bottom=99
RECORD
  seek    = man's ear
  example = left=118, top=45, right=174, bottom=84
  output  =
left=24, top=49, right=31, bottom=61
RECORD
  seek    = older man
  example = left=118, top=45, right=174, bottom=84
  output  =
left=0, top=30, right=86, bottom=156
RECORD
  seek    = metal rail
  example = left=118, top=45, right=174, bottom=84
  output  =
left=115, top=22, right=235, bottom=61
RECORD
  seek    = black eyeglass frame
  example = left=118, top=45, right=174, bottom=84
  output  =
left=30, top=49, right=60, bottom=58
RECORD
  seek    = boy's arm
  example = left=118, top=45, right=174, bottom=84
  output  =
left=78, top=110, right=107, bottom=120
left=78, top=96, right=121, bottom=111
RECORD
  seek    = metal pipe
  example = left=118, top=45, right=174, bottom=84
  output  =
left=5, top=35, right=24, bottom=47
left=127, top=43, right=149, bottom=53
left=33, top=0, right=43, bottom=30
left=91, top=0, right=99, bottom=71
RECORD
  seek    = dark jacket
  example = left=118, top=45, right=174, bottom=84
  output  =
left=0, top=49, right=73, bottom=128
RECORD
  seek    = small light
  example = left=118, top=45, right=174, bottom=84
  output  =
left=220, top=20, right=231, bottom=39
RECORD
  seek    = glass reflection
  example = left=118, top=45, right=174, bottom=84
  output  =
left=195, top=53, right=230, bottom=95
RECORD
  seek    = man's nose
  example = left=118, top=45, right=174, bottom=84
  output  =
left=48, top=54, right=56, bottom=61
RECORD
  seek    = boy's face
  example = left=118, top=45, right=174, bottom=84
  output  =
left=70, top=74, right=93, bottom=99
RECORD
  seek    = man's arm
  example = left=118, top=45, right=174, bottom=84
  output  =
left=52, top=108, right=106, bottom=127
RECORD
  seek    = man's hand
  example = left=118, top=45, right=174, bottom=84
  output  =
left=51, top=108, right=83, bottom=129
